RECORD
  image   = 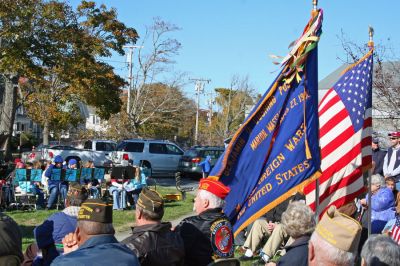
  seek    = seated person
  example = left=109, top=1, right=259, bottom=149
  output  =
left=15, top=162, right=45, bottom=209
left=15, top=161, right=28, bottom=193
left=361, top=235, right=400, bottom=266
left=386, top=177, right=400, bottom=212
left=308, top=206, right=362, bottom=266
left=109, top=176, right=128, bottom=210
left=269, top=202, right=315, bottom=266
left=81, top=161, right=101, bottom=199
left=126, top=167, right=147, bottom=209
left=175, top=178, right=234, bottom=266
left=0, top=212, right=23, bottom=265
left=40, top=160, right=52, bottom=192
left=121, top=188, right=185, bottom=265
left=240, top=192, right=304, bottom=263
left=52, top=199, right=140, bottom=265
left=360, top=174, right=396, bottom=233
left=57, top=159, right=79, bottom=205
left=22, top=184, right=88, bottom=265
left=44, top=156, right=64, bottom=209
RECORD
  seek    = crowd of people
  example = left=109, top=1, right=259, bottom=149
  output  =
left=0, top=175, right=398, bottom=266
left=0, top=131, right=399, bottom=265
left=0, top=156, right=148, bottom=211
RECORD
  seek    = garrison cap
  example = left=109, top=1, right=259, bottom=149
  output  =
left=78, top=199, right=113, bottom=223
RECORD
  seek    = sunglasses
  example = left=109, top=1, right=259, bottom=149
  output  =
left=390, top=137, right=399, bottom=140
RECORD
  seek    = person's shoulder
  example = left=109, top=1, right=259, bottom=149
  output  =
left=104, top=242, right=140, bottom=263
left=50, top=251, right=81, bottom=265
left=121, top=230, right=146, bottom=245
left=179, top=214, right=199, bottom=224
left=379, top=149, right=387, bottom=154
left=175, top=215, right=202, bottom=233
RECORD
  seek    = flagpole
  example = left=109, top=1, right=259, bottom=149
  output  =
left=312, top=0, right=318, bottom=15
left=311, top=0, right=320, bottom=223
left=366, top=26, right=374, bottom=237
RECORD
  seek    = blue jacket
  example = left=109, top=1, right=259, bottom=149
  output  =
left=45, top=164, right=61, bottom=188
left=277, top=235, right=310, bottom=266
left=367, top=188, right=396, bottom=233
left=126, top=169, right=147, bottom=191
left=35, top=212, right=77, bottom=248
left=45, top=164, right=69, bottom=187
left=198, top=156, right=212, bottom=173
left=50, top=235, right=140, bottom=266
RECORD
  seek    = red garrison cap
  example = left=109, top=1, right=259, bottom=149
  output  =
left=199, top=178, right=230, bottom=199
left=389, top=132, right=400, bottom=138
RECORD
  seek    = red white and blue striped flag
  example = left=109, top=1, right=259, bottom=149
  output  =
left=305, top=50, right=374, bottom=215
left=390, top=214, right=400, bottom=244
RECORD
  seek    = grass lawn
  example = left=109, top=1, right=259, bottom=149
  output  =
left=7, top=187, right=195, bottom=251
left=233, top=249, right=281, bottom=266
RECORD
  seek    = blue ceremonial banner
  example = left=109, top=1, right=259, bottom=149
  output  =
left=209, top=10, right=323, bottom=236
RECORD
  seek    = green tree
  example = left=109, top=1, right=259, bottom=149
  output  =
left=0, top=0, right=138, bottom=147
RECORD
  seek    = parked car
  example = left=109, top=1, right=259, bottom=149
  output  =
left=21, top=140, right=116, bottom=167
left=177, top=146, right=225, bottom=178
left=110, top=139, right=184, bottom=177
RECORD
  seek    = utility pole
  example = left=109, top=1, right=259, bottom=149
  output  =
left=190, top=78, right=210, bottom=145
left=123, top=45, right=143, bottom=114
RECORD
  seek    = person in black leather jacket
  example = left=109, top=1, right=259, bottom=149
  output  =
left=175, top=178, right=234, bottom=266
left=121, top=188, right=184, bottom=266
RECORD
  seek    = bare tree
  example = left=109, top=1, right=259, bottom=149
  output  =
left=128, top=18, right=188, bottom=135
left=212, top=75, right=256, bottom=142
left=338, top=30, right=400, bottom=131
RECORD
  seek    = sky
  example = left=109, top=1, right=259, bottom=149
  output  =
left=69, top=0, right=400, bottom=108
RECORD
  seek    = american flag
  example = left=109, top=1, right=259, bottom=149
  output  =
left=305, top=50, right=373, bottom=215
left=390, top=214, right=400, bottom=244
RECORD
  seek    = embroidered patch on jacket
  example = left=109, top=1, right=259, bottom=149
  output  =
left=210, top=218, right=234, bottom=258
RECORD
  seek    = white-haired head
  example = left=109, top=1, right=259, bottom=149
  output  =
left=193, top=189, right=225, bottom=214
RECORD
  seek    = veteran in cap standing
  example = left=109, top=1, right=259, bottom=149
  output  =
left=308, top=206, right=362, bottom=266
left=371, top=137, right=386, bottom=176
left=51, top=199, right=139, bottom=266
left=175, top=178, right=234, bottom=266
left=121, top=187, right=185, bottom=266
left=384, top=131, right=400, bottom=190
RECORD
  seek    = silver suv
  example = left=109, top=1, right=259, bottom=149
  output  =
left=110, top=139, right=184, bottom=176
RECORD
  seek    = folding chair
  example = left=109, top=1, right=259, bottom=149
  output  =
left=13, top=190, right=36, bottom=211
